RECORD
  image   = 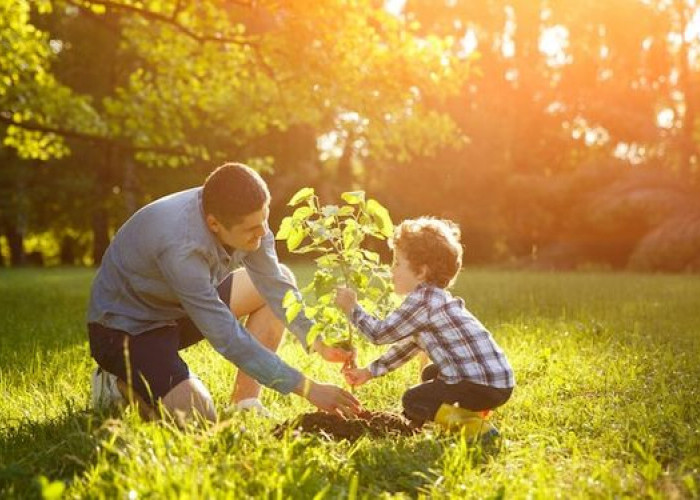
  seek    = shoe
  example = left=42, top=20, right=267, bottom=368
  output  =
left=434, top=403, right=498, bottom=439
left=228, top=398, right=273, bottom=418
left=91, top=367, right=124, bottom=410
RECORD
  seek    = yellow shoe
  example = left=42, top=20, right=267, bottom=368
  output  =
left=434, top=404, right=499, bottom=439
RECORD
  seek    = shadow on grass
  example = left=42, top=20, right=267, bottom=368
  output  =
left=0, top=406, right=116, bottom=499
left=344, top=432, right=503, bottom=496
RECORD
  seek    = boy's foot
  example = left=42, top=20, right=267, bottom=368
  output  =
left=91, top=367, right=124, bottom=410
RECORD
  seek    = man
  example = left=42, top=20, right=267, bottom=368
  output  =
left=87, top=162, right=359, bottom=421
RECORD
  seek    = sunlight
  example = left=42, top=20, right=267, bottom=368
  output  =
left=384, top=0, right=406, bottom=17
left=657, top=107, right=675, bottom=129
left=685, top=7, right=700, bottom=42
left=540, top=25, right=570, bottom=66
left=458, top=27, right=478, bottom=58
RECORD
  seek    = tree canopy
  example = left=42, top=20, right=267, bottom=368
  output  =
left=1, top=0, right=699, bottom=270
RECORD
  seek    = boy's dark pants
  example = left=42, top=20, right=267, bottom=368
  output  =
left=402, top=364, right=513, bottom=424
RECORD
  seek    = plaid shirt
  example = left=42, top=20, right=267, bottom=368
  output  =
left=350, top=283, right=515, bottom=388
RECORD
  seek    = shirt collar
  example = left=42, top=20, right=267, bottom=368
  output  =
left=197, top=188, right=233, bottom=262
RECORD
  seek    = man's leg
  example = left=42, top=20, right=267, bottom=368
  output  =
left=227, top=266, right=293, bottom=404
left=160, top=377, right=216, bottom=423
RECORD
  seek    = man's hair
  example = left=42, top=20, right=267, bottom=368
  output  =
left=392, top=217, right=463, bottom=289
left=202, top=163, right=270, bottom=227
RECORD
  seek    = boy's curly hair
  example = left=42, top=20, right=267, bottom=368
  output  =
left=391, top=217, right=463, bottom=289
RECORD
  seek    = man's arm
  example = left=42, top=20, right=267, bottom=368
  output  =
left=157, top=246, right=302, bottom=394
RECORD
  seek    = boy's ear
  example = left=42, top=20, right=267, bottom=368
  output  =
left=418, top=265, right=429, bottom=280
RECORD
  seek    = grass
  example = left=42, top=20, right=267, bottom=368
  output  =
left=1, top=267, right=699, bottom=499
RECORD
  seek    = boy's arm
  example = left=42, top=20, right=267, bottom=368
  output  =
left=350, top=289, right=429, bottom=345
left=368, top=338, right=422, bottom=377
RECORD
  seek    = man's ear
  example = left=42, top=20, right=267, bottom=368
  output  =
left=206, top=214, right=220, bottom=233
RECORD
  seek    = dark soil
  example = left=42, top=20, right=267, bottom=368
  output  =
left=274, top=410, right=418, bottom=442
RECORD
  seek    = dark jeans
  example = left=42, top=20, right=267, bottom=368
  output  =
left=402, top=364, right=513, bottom=424
left=88, top=274, right=233, bottom=405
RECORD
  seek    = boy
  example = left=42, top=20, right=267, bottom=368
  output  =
left=335, top=217, right=514, bottom=427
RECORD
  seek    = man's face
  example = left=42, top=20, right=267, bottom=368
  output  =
left=207, top=203, right=269, bottom=252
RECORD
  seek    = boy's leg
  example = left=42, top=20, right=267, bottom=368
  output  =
left=420, top=363, right=439, bottom=382
left=402, top=379, right=512, bottom=424
left=227, top=266, right=294, bottom=404
left=401, top=380, right=449, bottom=425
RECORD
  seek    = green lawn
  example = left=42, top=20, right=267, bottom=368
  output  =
left=1, top=267, right=699, bottom=498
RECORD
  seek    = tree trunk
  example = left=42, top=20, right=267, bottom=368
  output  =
left=122, top=153, right=140, bottom=217
left=5, top=223, right=25, bottom=267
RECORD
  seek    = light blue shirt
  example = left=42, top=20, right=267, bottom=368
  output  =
left=87, top=187, right=311, bottom=394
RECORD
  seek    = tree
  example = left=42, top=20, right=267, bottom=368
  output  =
left=1, top=0, right=473, bottom=265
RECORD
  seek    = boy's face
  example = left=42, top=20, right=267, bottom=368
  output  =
left=207, top=203, right=269, bottom=252
left=391, top=249, right=427, bottom=295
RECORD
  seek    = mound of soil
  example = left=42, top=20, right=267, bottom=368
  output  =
left=274, top=410, right=418, bottom=442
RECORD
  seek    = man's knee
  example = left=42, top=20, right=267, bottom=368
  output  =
left=162, top=377, right=216, bottom=422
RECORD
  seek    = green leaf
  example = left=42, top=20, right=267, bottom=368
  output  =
left=341, top=191, right=365, bottom=205
left=361, top=249, right=380, bottom=263
left=292, top=206, right=314, bottom=221
left=366, top=199, right=394, bottom=238
left=287, top=226, right=306, bottom=251
left=282, top=289, right=299, bottom=308
left=285, top=301, right=302, bottom=323
left=338, top=206, right=355, bottom=217
left=275, top=217, right=294, bottom=240
left=316, top=254, right=339, bottom=268
left=343, top=220, right=360, bottom=249
left=321, top=205, right=340, bottom=216
left=288, top=187, right=315, bottom=206
left=306, top=323, right=325, bottom=347
left=38, top=476, right=65, bottom=500
left=312, top=272, right=337, bottom=298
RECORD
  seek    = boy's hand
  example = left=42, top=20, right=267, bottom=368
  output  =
left=342, top=367, right=372, bottom=387
left=335, top=287, right=357, bottom=315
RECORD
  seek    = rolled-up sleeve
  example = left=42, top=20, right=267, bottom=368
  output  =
left=157, top=246, right=302, bottom=394
left=242, top=229, right=315, bottom=351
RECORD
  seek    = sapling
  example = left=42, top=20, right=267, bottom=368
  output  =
left=276, top=188, right=399, bottom=366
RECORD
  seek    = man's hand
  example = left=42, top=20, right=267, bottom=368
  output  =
left=313, top=338, right=357, bottom=364
left=296, top=378, right=361, bottom=417
left=334, top=287, right=357, bottom=315
left=342, top=367, right=373, bottom=387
